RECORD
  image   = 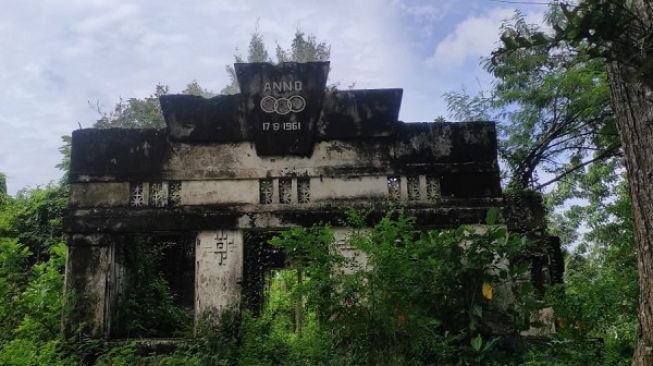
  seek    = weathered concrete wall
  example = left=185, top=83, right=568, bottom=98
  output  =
left=65, top=122, right=502, bottom=233
left=182, top=180, right=260, bottom=205
left=69, top=182, right=130, bottom=207
left=69, top=123, right=499, bottom=182
left=163, top=140, right=393, bottom=179
left=64, top=121, right=503, bottom=238
left=310, top=176, right=387, bottom=202
left=63, top=204, right=504, bottom=234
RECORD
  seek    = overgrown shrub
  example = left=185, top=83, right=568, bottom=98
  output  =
left=112, top=236, right=193, bottom=339
left=262, top=209, right=536, bottom=365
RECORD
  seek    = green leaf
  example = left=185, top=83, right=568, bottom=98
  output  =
left=471, top=334, right=483, bottom=352
left=516, top=261, right=530, bottom=276
left=471, top=304, right=483, bottom=318
left=485, top=208, right=498, bottom=225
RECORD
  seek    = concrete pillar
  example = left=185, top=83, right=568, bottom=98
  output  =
left=419, top=175, right=428, bottom=202
left=195, top=230, right=244, bottom=323
left=63, top=234, right=115, bottom=338
left=271, top=178, right=280, bottom=204
left=399, top=175, right=409, bottom=201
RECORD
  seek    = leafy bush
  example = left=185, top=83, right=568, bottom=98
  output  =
left=263, top=209, right=535, bottom=365
left=0, top=186, right=75, bottom=365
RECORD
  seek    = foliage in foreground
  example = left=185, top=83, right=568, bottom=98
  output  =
left=261, top=211, right=535, bottom=365
left=0, top=185, right=75, bottom=365
left=0, top=183, right=639, bottom=365
left=90, top=210, right=536, bottom=366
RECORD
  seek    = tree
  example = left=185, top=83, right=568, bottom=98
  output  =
left=181, top=80, right=215, bottom=98
left=92, top=81, right=216, bottom=129
left=546, top=175, right=639, bottom=363
left=221, top=30, right=330, bottom=95
left=0, top=172, right=6, bottom=197
left=554, top=2, right=653, bottom=364
left=446, top=10, right=619, bottom=192
left=493, top=1, right=653, bottom=364
left=275, top=30, right=331, bottom=63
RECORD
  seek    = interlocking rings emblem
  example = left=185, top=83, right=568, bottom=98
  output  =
left=260, top=95, right=306, bottom=115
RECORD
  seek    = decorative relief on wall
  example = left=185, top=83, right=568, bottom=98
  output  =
left=260, top=95, right=306, bottom=115
left=169, top=182, right=182, bottom=207
left=195, top=230, right=244, bottom=315
left=334, top=229, right=369, bottom=275
left=426, top=176, right=441, bottom=201
left=149, top=182, right=168, bottom=207
left=297, top=178, right=310, bottom=204
left=259, top=179, right=273, bottom=204
left=387, top=176, right=401, bottom=201
left=129, top=183, right=145, bottom=207
left=279, top=178, right=292, bottom=204
left=212, top=230, right=235, bottom=266
left=129, top=181, right=180, bottom=207
left=407, top=176, right=420, bottom=201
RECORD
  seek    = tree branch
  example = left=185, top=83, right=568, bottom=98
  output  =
left=535, top=146, right=621, bottom=190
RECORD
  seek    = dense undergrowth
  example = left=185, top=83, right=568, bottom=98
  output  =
left=0, top=185, right=638, bottom=365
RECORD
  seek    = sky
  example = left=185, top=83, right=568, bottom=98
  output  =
left=0, top=0, right=549, bottom=195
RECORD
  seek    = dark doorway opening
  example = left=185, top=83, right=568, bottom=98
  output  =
left=109, top=233, right=195, bottom=339
left=242, top=231, right=286, bottom=315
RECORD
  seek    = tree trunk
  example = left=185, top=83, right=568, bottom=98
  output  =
left=603, top=1, right=653, bottom=363
left=607, top=59, right=653, bottom=366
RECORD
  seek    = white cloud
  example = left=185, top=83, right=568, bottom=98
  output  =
left=393, top=0, right=444, bottom=23
left=72, top=3, right=139, bottom=34
left=428, top=7, right=547, bottom=68
left=428, top=8, right=515, bottom=67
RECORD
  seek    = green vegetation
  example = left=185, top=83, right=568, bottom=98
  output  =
left=444, top=3, right=640, bottom=364
left=110, top=236, right=194, bottom=339
left=0, top=185, right=74, bottom=365
left=0, top=194, right=637, bottom=364
left=257, top=212, right=535, bottom=365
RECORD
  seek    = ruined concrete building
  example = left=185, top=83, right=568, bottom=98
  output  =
left=63, top=62, right=562, bottom=338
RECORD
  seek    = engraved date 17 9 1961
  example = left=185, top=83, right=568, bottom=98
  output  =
left=261, top=122, right=302, bottom=131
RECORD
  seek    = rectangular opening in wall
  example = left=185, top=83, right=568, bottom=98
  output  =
left=407, top=176, right=420, bottom=201
left=129, top=182, right=146, bottom=207
left=426, top=176, right=441, bottom=201
left=387, top=176, right=400, bottom=201
left=297, top=177, right=310, bottom=203
left=245, top=231, right=364, bottom=334
left=110, top=233, right=195, bottom=339
left=259, top=179, right=273, bottom=204
left=242, top=231, right=285, bottom=315
left=262, top=268, right=314, bottom=333
left=149, top=182, right=168, bottom=207
left=279, top=178, right=292, bottom=204
left=168, top=181, right=182, bottom=207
